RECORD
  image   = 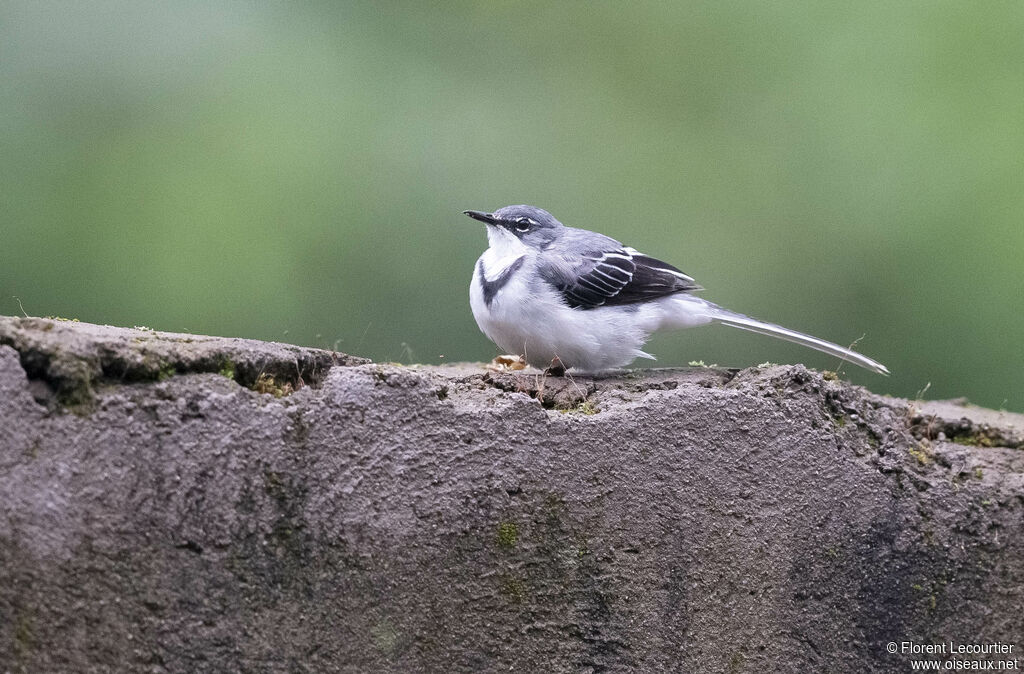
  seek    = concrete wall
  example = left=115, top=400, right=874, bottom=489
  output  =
left=1, top=317, right=1021, bottom=673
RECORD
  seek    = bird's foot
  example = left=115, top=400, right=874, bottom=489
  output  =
left=544, top=357, right=567, bottom=377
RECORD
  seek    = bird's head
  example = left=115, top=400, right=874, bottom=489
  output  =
left=463, top=205, right=563, bottom=250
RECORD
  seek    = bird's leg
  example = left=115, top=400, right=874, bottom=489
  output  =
left=544, top=357, right=567, bottom=377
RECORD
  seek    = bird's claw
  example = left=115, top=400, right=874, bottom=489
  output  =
left=544, top=357, right=567, bottom=377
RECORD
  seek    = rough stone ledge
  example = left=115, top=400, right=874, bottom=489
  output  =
left=0, top=316, right=1021, bottom=673
left=0, top=316, right=368, bottom=412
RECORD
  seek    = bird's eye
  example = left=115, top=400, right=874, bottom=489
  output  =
left=514, top=217, right=534, bottom=233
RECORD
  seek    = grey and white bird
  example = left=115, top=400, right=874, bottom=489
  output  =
left=464, top=205, right=889, bottom=375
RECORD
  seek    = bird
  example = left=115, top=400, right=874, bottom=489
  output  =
left=464, top=201, right=888, bottom=374
left=463, top=205, right=889, bottom=376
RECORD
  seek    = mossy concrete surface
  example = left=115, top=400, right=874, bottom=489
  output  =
left=0, top=316, right=1021, bottom=673
left=0, top=316, right=367, bottom=412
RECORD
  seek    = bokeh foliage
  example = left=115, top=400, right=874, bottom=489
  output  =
left=2, top=2, right=1021, bottom=409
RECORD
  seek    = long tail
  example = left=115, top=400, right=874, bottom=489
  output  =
left=703, top=302, right=889, bottom=375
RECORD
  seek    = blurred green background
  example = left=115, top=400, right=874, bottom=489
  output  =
left=1, top=2, right=1021, bottom=410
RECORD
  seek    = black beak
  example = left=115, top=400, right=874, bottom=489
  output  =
left=463, top=210, right=499, bottom=225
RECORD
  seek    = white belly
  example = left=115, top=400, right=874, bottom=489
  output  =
left=467, top=225, right=719, bottom=372
left=470, top=255, right=704, bottom=372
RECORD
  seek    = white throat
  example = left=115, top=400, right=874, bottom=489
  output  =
left=481, top=226, right=530, bottom=280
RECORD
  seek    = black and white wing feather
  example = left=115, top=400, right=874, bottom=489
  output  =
left=542, top=246, right=702, bottom=310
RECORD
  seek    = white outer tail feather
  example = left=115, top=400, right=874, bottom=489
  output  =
left=701, top=302, right=889, bottom=375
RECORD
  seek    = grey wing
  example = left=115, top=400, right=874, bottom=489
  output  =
left=540, top=246, right=702, bottom=310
